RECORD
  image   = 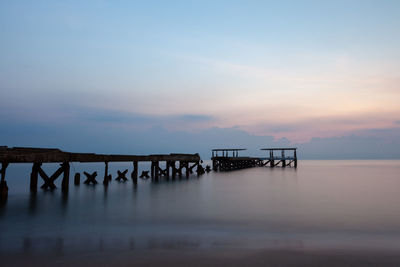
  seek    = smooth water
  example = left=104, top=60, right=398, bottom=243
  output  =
left=1, top=160, right=400, bottom=265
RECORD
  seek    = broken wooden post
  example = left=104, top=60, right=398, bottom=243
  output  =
left=196, top=162, right=205, bottom=176
left=103, top=162, right=110, bottom=186
left=189, top=162, right=198, bottom=174
left=83, top=171, right=98, bottom=185
left=30, top=162, right=41, bottom=192
left=154, top=161, right=159, bottom=181
left=131, top=161, right=138, bottom=184
left=0, top=162, right=9, bottom=198
left=116, top=169, right=128, bottom=182
left=74, top=173, right=80, bottom=185
left=61, top=162, right=70, bottom=192
left=205, top=165, right=211, bottom=173
left=140, top=171, right=150, bottom=179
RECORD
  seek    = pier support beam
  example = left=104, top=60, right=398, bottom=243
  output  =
left=151, top=161, right=155, bottom=179
left=103, top=162, right=111, bottom=186
left=165, top=161, right=170, bottom=180
left=131, top=161, right=138, bottom=184
left=185, top=161, right=190, bottom=178
left=154, top=161, right=159, bottom=182
left=84, top=171, right=98, bottom=185
left=38, top=163, right=66, bottom=190
left=171, top=161, right=177, bottom=179
left=30, top=163, right=41, bottom=192
left=61, top=162, right=70, bottom=192
left=116, top=169, right=128, bottom=182
left=0, top=162, right=9, bottom=198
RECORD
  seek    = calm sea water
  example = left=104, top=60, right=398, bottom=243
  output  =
left=1, top=160, right=400, bottom=265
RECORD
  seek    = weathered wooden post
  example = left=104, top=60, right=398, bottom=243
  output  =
left=185, top=161, right=190, bottom=178
left=165, top=161, right=170, bottom=180
left=131, top=161, right=138, bottom=184
left=103, top=162, right=109, bottom=186
left=294, top=149, right=297, bottom=168
left=30, top=162, right=41, bottom=192
left=270, top=150, right=275, bottom=167
left=0, top=162, right=9, bottom=198
left=61, top=162, right=70, bottom=192
left=151, top=161, right=155, bottom=179
left=178, top=161, right=183, bottom=177
left=74, top=173, right=80, bottom=185
left=154, top=161, right=159, bottom=181
left=171, top=161, right=177, bottom=179
left=282, top=150, right=286, bottom=168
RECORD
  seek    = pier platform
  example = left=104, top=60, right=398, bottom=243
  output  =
left=211, top=148, right=297, bottom=171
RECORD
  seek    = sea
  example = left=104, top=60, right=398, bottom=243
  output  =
left=1, top=160, right=400, bottom=266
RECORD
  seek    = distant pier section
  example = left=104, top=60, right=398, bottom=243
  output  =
left=211, top=148, right=297, bottom=172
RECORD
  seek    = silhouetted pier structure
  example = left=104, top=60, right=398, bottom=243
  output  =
left=260, top=148, right=297, bottom=168
left=0, top=146, right=202, bottom=197
left=212, top=148, right=297, bottom=171
left=212, top=149, right=260, bottom=171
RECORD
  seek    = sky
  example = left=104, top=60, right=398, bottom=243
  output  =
left=1, top=0, right=400, bottom=158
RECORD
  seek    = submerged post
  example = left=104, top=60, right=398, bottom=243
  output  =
left=74, top=173, right=80, bottom=185
left=103, top=162, right=109, bottom=186
left=185, top=161, right=190, bottom=178
left=0, top=162, right=9, bottom=198
left=61, top=162, right=70, bottom=192
left=171, top=161, right=176, bottom=179
left=131, top=161, right=138, bottom=184
left=151, top=161, right=155, bottom=179
left=154, top=161, right=159, bottom=181
left=30, top=163, right=41, bottom=192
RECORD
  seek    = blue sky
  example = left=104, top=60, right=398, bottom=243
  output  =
left=1, top=1, right=400, bottom=157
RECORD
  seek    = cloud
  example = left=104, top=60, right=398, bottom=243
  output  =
left=243, top=112, right=400, bottom=142
left=72, top=106, right=215, bottom=126
left=1, top=113, right=400, bottom=159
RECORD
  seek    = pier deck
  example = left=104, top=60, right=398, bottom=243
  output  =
left=211, top=148, right=297, bottom=171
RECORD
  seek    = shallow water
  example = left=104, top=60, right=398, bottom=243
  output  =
left=1, top=160, right=400, bottom=265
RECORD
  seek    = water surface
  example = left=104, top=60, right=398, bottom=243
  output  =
left=1, top=160, right=400, bottom=266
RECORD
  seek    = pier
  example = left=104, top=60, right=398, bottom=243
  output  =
left=0, top=146, right=202, bottom=196
left=260, top=148, right=297, bottom=168
left=212, top=148, right=297, bottom=171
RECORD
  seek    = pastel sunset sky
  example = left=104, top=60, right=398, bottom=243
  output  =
left=1, top=0, right=400, bottom=157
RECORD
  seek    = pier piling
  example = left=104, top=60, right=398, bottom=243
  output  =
left=74, top=173, right=80, bottom=185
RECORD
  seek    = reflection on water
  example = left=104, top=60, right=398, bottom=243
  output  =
left=1, top=160, right=400, bottom=260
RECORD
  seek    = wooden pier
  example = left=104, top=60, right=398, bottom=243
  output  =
left=211, top=148, right=297, bottom=172
left=0, top=146, right=202, bottom=197
left=260, top=148, right=297, bottom=168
